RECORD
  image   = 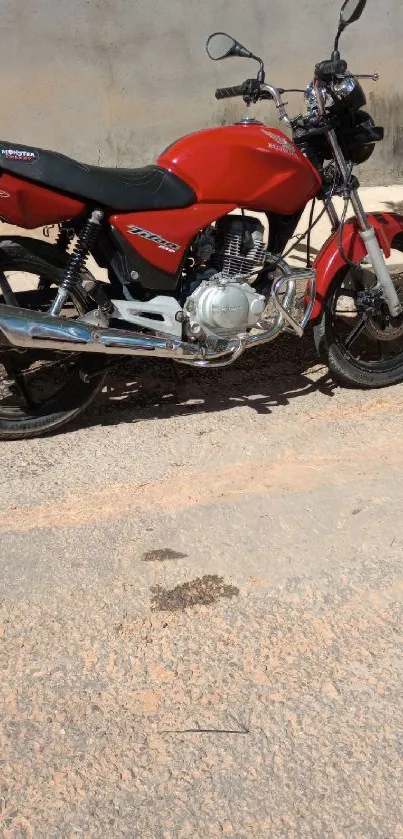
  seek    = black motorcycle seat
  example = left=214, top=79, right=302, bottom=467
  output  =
left=0, top=141, right=196, bottom=212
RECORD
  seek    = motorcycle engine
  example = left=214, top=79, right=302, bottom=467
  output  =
left=184, top=215, right=267, bottom=340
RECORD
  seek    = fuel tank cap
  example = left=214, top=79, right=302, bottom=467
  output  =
left=236, top=117, right=264, bottom=125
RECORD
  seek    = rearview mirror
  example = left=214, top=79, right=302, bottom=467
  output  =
left=339, top=0, right=367, bottom=29
left=333, top=0, right=367, bottom=58
left=206, top=32, right=254, bottom=61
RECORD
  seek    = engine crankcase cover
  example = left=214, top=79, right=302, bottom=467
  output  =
left=187, top=279, right=265, bottom=337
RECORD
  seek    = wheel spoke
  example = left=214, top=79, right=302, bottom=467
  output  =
left=21, top=353, right=77, bottom=380
left=326, top=273, right=403, bottom=381
left=14, top=373, right=37, bottom=409
left=2, top=361, right=37, bottom=409
left=343, top=315, right=367, bottom=350
left=0, top=272, right=19, bottom=307
left=0, top=262, right=106, bottom=438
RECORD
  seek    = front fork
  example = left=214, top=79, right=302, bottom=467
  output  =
left=325, top=127, right=402, bottom=317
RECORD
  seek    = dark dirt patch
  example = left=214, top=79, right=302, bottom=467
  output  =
left=141, top=548, right=188, bottom=562
left=150, top=574, right=240, bottom=612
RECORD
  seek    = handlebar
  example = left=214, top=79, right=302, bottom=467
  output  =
left=215, top=79, right=290, bottom=125
left=215, top=84, right=246, bottom=100
left=214, top=67, right=378, bottom=129
left=215, top=79, right=268, bottom=100
left=260, top=84, right=290, bottom=124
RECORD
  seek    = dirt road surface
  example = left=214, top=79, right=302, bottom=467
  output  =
left=1, top=333, right=403, bottom=838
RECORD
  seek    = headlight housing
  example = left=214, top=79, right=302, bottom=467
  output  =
left=339, top=110, right=384, bottom=164
left=332, top=75, right=367, bottom=113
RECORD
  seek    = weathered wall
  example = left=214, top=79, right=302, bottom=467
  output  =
left=1, top=0, right=402, bottom=183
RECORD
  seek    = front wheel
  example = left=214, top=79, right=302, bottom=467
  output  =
left=313, top=267, right=403, bottom=389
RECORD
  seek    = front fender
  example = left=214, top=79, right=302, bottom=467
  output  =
left=310, top=212, right=403, bottom=321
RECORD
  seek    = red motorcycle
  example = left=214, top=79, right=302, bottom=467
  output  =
left=0, top=0, right=402, bottom=438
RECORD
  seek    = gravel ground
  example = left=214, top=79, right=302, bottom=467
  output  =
left=1, top=332, right=403, bottom=838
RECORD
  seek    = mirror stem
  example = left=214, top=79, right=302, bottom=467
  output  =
left=333, top=22, right=345, bottom=60
left=257, top=61, right=265, bottom=83
left=332, top=31, right=342, bottom=60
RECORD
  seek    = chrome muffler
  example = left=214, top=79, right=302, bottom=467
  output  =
left=0, top=267, right=315, bottom=367
left=0, top=304, right=237, bottom=363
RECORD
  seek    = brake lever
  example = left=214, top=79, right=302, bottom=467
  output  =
left=334, top=72, right=379, bottom=82
left=354, top=73, right=380, bottom=81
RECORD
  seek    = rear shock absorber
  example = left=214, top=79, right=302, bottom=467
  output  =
left=49, top=209, right=104, bottom=316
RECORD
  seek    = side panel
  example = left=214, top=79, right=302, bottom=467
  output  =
left=158, top=125, right=322, bottom=215
left=0, top=172, right=86, bottom=228
left=110, top=202, right=236, bottom=275
left=311, top=213, right=403, bottom=320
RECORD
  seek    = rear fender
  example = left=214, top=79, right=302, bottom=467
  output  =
left=310, top=212, right=403, bottom=321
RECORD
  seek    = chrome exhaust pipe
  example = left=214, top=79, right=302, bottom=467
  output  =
left=0, top=267, right=315, bottom=368
left=0, top=304, right=237, bottom=363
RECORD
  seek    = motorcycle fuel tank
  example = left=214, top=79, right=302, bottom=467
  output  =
left=158, top=123, right=322, bottom=215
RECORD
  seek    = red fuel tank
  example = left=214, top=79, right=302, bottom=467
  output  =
left=158, top=123, right=321, bottom=215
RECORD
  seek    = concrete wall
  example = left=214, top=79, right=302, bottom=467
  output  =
left=1, top=0, right=403, bottom=184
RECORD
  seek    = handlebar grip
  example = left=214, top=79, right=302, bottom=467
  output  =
left=315, top=59, right=348, bottom=81
left=215, top=84, right=245, bottom=100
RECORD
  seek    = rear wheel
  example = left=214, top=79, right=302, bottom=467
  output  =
left=0, top=238, right=107, bottom=440
left=313, top=267, right=403, bottom=388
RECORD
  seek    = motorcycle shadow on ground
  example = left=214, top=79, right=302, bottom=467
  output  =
left=77, top=330, right=337, bottom=431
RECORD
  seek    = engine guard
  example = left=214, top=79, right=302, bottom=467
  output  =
left=309, top=212, right=403, bottom=321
